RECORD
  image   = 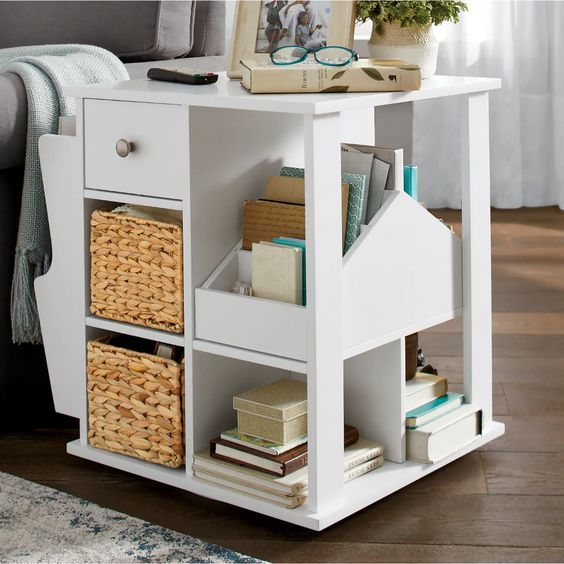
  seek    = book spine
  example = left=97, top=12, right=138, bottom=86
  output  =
left=281, top=452, right=308, bottom=476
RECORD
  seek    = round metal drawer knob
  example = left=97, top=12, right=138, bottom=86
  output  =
left=115, top=139, right=135, bottom=158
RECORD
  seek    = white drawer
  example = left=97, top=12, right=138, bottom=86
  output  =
left=84, top=99, right=188, bottom=199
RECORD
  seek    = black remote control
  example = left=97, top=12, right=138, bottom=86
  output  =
left=147, top=67, right=219, bottom=85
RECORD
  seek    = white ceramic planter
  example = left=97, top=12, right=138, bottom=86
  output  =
left=368, top=22, right=438, bottom=79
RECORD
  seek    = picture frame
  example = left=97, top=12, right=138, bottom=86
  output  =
left=228, top=0, right=357, bottom=80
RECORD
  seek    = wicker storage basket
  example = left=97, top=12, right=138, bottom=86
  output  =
left=90, top=210, right=183, bottom=333
left=87, top=338, right=184, bottom=468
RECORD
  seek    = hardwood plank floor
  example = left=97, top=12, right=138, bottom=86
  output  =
left=1, top=207, right=563, bottom=562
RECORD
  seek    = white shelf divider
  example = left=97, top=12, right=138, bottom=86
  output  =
left=193, top=339, right=307, bottom=374
left=85, top=315, right=185, bottom=347
left=84, top=189, right=182, bottom=210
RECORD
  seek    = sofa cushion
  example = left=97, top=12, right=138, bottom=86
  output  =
left=0, top=73, right=26, bottom=170
left=0, top=1, right=196, bottom=62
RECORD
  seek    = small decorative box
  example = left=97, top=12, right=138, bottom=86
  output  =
left=233, top=379, right=307, bottom=444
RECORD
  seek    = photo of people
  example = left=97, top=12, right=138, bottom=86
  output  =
left=255, top=0, right=331, bottom=54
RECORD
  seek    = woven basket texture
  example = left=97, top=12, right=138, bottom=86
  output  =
left=90, top=210, right=183, bottom=333
left=371, top=22, right=434, bottom=47
left=87, top=338, right=184, bottom=468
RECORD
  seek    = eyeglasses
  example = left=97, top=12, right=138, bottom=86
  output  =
left=270, top=46, right=359, bottom=67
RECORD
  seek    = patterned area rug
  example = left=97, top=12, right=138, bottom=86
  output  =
left=0, top=471, right=263, bottom=563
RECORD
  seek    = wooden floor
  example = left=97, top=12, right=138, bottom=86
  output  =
left=1, top=207, right=564, bottom=562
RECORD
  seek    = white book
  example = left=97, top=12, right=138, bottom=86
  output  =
left=194, top=456, right=384, bottom=509
left=406, top=404, right=482, bottom=464
left=405, top=373, right=448, bottom=412
left=193, top=470, right=308, bottom=508
left=193, top=439, right=384, bottom=497
left=251, top=242, right=302, bottom=305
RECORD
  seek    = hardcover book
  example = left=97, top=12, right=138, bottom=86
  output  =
left=220, top=428, right=307, bottom=456
left=240, top=59, right=421, bottom=94
left=405, top=373, right=448, bottom=412
left=251, top=242, right=303, bottom=305
left=271, top=237, right=306, bottom=306
left=406, top=404, right=482, bottom=464
left=210, top=424, right=360, bottom=477
left=265, top=176, right=349, bottom=243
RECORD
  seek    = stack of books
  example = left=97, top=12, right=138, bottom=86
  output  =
left=193, top=378, right=384, bottom=509
left=405, top=373, right=482, bottom=464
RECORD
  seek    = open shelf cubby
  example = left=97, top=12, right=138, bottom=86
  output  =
left=38, top=74, right=504, bottom=530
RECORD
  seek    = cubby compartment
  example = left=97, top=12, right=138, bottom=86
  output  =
left=87, top=333, right=185, bottom=468
left=194, top=244, right=308, bottom=361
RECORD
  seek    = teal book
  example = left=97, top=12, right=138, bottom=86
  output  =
left=406, top=392, right=464, bottom=429
left=272, top=237, right=306, bottom=305
left=280, top=166, right=367, bottom=254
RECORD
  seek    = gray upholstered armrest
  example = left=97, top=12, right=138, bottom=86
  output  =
left=0, top=73, right=26, bottom=170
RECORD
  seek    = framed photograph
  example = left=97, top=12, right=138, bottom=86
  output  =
left=228, top=0, right=356, bottom=79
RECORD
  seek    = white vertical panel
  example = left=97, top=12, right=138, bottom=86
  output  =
left=304, top=112, right=344, bottom=513
left=460, top=92, right=493, bottom=429
left=36, top=134, right=84, bottom=421
left=344, top=339, right=405, bottom=463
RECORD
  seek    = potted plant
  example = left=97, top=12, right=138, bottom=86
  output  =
left=356, top=1, right=468, bottom=78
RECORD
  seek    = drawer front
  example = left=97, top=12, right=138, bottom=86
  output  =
left=84, top=99, right=187, bottom=199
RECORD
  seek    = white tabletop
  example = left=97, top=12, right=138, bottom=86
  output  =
left=65, top=72, right=501, bottom=115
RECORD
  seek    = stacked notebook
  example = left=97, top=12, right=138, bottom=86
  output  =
left=193, top=379, right=384, bottom=509
left=405, top=373, right=482, bottom=464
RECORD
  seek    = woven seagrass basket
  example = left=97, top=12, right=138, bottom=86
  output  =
left=90, top=210, right=183, bottom=333
left=87, top=338, right=184, bottom=468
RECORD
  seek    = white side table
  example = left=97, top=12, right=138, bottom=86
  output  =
left=37, top=73, right=503, bottom=530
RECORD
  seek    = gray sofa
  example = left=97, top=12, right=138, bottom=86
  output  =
left=0, top=0, right=225, bottom=428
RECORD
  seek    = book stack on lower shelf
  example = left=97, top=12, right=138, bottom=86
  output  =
left=193, top=378, right=384, bottom=509
left=405, top=373, right=482, bottom=464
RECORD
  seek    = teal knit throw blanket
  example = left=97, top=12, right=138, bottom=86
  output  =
left=0, top=45, right=129, bottom=344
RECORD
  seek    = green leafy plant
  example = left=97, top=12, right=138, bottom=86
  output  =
left=356, top=1, right=468, bottom=33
